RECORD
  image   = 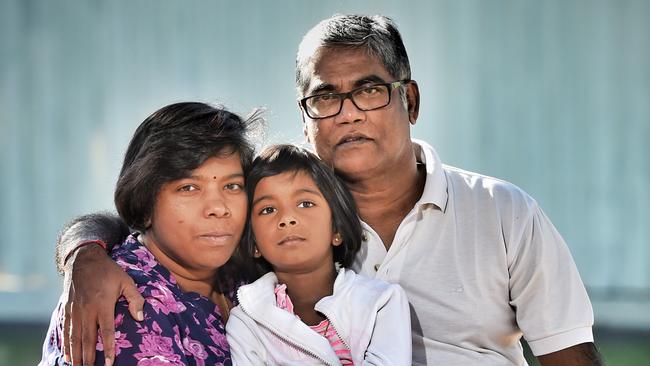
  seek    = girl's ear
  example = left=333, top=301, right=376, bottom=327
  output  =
left=332, top=232, right=343, bottom=246
left=253, top=246, right=262, bottom=258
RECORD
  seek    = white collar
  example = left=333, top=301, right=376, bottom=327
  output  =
left=412, top=138, right=449, bottom=212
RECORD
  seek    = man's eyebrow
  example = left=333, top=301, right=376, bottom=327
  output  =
left=309, top=83, right=336, bottom=95
left=353, top=75, right=387, bottom=87
left=308, top=75, right=388, bottom=95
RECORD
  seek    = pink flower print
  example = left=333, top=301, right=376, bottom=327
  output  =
left=206, top=313, right=217, bottom=324
left=207, top=326, right=229, bottom=350
left=133, top=247, right=158, bottom=272
left=148, top=285, right=186, bottom=315
left=208, top=345, right=226, bottom=358
left=192, top=312, right=203, bottom=325
left=183, top=336, right=208, bottom=366
left=96, top=330, right=133, bottom=356
left=114, top=331, right=133, bottom=356
left=136, top=355, right=185, bottom=366
left=114, top=313, right=125, bottom=327
left=173, top=325, right=183, bottom=350
left=134, top=333, right=180, bottom=361
left=152, top=320, right=163, bottom=334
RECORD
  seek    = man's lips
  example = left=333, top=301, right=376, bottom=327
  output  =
left=337, top=133, right=372, bottom=146
left=278, top=235, right=306, bottom=246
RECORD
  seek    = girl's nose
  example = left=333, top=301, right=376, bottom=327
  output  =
left=278, top=215, right=298, bottom=228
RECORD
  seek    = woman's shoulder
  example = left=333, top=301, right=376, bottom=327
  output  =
left=111, top=235, right=173, bottom=287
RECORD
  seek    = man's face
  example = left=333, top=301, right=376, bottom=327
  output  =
left=300, top=47, right=419, bottom=181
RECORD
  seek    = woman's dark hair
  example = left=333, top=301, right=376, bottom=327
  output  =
left=114, top=102, right=258, bottom=231
left=242, top=144, right=362, bottom=277
left=114, top=102, right=262, bottom=289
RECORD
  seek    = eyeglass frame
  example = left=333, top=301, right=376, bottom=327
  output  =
left=299, top=79, right=412, bottom=120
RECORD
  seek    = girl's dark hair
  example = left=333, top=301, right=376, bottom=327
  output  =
left=242, top=144, right=362, bottom=277
left=114, top=101, right=261, bottom=289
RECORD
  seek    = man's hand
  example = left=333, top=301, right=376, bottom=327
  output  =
left=61, top=244, right=144, bottom=366
left=537, top=342, right=604, bottom=366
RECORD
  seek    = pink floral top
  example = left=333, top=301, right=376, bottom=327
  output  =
left=40, top=235, right=238, bottom=366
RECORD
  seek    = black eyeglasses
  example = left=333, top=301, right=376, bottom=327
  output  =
left=299, top=79, right=411, bottom=119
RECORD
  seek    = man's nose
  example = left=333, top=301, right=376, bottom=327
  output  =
left=334, top=97, right=365, bottom=125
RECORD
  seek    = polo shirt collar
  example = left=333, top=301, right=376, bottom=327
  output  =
left=412, top=138, right=448, bottom=212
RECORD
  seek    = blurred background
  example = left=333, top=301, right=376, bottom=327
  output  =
left=1, top=0, right=648, bottom=364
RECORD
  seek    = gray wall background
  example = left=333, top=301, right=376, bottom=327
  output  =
left=1, top=0, right=648, bottom=329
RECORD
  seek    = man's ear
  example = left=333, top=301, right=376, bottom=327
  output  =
left=299, top=101, right=313, bottom=143
left=406, top=80, right=420, bottom=125
left=303, top=124, right=311, bottom=143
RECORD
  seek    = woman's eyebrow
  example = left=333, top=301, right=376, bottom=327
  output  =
left=186, top=172, right=245, bottom=180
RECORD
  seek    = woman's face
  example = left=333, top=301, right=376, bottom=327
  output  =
left=144, top=153, right=247, bottom=281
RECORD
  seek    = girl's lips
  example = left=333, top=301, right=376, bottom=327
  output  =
left=278, top=235, right=306, bottom=246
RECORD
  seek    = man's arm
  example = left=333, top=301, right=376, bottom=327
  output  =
left=56, top=212, right=144, bottom=366
left=537, top=342, right=604, bottom=366
left=55, top=212, right=130, bottom=274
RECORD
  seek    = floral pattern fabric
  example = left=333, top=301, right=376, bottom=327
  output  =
left=40, top=235, right=237, bottom=366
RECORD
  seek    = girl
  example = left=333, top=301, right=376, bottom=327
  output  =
left=226, top=144, right=411, bottom=365
left=41, top=102, right=259, bottom=365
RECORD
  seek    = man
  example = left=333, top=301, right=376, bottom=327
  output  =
left=57, top=14, right=603, bottom=365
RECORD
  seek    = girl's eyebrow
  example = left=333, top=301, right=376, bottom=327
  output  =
left=252, top=188, right=322, bottom=206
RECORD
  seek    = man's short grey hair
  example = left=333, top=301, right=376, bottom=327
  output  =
left=295, top=14, right=412, bottom=97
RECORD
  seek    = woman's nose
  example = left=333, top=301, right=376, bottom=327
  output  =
left=204, top=197, right=231, bottom=218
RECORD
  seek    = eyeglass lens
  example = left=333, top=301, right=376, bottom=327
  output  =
left=306, top=84, right=391, bottom=118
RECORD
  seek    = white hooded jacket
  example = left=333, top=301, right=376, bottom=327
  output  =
left=226, top=268, right=412, bottom=365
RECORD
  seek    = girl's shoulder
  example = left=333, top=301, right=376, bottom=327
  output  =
left=334, top=269, right=404, bottom=299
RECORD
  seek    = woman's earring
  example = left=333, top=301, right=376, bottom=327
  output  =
left=253, top=247, right=261, bottom=258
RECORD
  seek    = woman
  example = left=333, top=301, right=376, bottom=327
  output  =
left=40, top=102, right=260, bottom=365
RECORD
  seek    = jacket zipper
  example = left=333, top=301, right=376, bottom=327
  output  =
left=325, top=317, right=351, bottom=352
left=236, top=292, right=338, bottom=366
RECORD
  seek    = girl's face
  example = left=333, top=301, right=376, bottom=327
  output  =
left=251, top=171, right=341, bottom=274
left=143, top=153, right=247, bottom=281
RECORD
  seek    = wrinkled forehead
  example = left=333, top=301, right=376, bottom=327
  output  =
left=299, top=46, right=391, bottom=96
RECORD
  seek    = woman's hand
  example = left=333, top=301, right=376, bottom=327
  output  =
left=61, top=244, right=144, bottom=366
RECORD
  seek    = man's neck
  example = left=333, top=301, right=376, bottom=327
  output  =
left=346, top=155, right=426, bottom=249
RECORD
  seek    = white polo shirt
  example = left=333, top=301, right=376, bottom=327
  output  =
left=351, top=139, right=594, bottom=366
